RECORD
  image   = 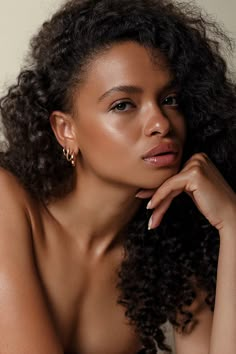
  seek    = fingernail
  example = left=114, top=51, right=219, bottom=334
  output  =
left=146, top=200, right=152, bottom=209
left=148, top=216, right=153, bottom=230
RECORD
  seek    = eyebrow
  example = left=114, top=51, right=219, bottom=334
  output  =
left=98, top=85, right=143, bottom=103
left=97, top=80, right=177, bottom=103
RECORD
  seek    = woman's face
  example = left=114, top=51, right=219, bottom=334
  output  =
left=73, top=41, right=186, bottom=190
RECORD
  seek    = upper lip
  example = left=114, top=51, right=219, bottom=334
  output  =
left=142, top=142, right=179, bottom=159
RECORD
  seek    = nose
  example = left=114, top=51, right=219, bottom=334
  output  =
left=143, top=105, right=171, bottom=137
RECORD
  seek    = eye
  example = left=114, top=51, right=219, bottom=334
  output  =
left=110, top=101, right=135, bottom=112
left=162, top=94, right=179, bottom=107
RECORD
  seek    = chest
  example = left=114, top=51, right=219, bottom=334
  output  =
left=32, top=213, right=142, bottom=354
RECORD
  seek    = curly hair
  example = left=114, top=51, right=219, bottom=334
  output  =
left=1, top=0, right=236, bottom=353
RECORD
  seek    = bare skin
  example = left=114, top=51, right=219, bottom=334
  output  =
left=30, top=197, right=141, bottom=354
left=0, top=41, right=235, bottom=354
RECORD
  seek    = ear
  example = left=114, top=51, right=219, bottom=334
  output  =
left=49, top=111, right=78, bottom=151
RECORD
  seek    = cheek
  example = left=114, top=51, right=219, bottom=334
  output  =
left=78, top=113, right=140, bottom=153
left=76, top=114, right=142, bottom=179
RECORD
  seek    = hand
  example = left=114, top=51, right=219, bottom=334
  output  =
left=136, top=153, right=236, bottom=231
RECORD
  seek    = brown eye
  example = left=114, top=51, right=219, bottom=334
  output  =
left=162, top=95, right=179, bottom=106
left=111, top=101, right=135, bottom=112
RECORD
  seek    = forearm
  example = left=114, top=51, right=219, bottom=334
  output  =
left=209, top=223, right=236, bottom=354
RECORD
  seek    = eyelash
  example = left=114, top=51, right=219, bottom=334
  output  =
left=110, top=94, right=179, bottom=113
left=162, top=94, right=179, bottom=106
left=111, top=101, right=135, bottom=113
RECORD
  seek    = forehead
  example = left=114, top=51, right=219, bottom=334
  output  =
left=81, top=41, right=172, bottom=88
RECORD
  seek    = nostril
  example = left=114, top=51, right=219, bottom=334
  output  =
left=144, top=111, right=172, bottom=137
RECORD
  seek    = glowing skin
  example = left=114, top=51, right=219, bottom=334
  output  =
left=43, top=41, right=187, bottom=352
left=48, top=40, right=187, bottom=255
left=73, top=41, right=186, bottom=190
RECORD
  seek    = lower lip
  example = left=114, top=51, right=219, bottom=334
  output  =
left=143, top=153, right=179, bottom=167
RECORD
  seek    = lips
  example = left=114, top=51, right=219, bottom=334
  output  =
left=142, top=142, right=179, bottom=159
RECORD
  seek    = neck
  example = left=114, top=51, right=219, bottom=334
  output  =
left=46, top=171, right=142, bottom=255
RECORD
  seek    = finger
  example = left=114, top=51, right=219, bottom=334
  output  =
left=147, top=171, right=192, bottom=209
left=137, top=154, right=210, bottom=200
left=182, top=153, right=211, bottom=169
left=148, top=191, right=180, bottom=229
left=135, top=189, right=157, bottom=199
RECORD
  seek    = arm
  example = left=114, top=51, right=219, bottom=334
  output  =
left=174, top=216, right=236, bottom=354
left=137, top=153, right=236, bottom=353
left=208, top=219, right=236, bottom=354
left=0, top=169, right=63, bottom=354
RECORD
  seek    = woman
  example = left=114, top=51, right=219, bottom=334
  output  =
left=0, top=0, right=235, bottom=353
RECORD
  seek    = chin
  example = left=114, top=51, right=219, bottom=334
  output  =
left=136, top=168, right=180, bottom=189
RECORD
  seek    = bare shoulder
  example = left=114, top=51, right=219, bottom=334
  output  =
left=0, top=167, right=32, bottom=203
left=0, top=167, right=63, bottom=353
left=173, top=284, right=213, bottom=354
left=0, top=167, right=35, bottom=245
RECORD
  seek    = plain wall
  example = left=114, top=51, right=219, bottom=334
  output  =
left=0, top=0, right=236, bottom=93
left=0, top=0, right=64, bottom=93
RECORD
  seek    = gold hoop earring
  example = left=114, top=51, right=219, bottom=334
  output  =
left=63, top=148, right=76, bottom=167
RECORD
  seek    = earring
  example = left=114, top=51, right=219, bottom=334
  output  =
left=63, top=147, right=76, bottom=167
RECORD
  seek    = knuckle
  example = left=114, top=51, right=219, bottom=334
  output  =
left=185, top=153, right=209, bottom=168
left=193, top=152, right=209, bottom=161
left=190, top=165, right=202, bottom=178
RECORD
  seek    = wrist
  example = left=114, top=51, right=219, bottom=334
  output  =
left=219, top=222, right=236, bottom=242
left=218, top=203, right=236, bottom=239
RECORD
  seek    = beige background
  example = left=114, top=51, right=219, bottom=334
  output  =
left=0, top=0, right=236, bottom=93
